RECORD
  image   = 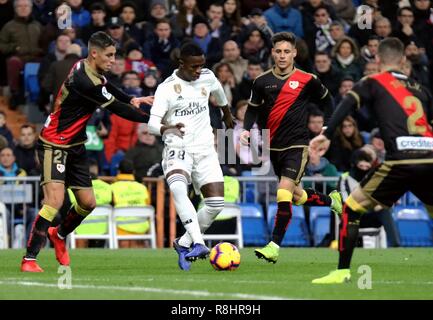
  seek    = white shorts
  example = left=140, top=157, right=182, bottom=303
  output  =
left=162, top=146, right=224, bottom=193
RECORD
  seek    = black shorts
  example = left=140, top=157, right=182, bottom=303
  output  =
left=37, top=139, right=92, bottom=189
left=360, top=159, right=433, bottom=208
left=270, top=146, right=309, bottom=184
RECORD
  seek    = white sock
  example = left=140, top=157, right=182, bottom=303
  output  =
left=179, top=197, right=224, bottom=247
left=167, top=174, right=204, bottom=245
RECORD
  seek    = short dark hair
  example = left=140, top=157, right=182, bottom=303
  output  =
left=247, top=57, right=261, bottom=66
left=88, top=31, right=115, bottom=50
left=89, top=2, right=106, bottom=12
left=20, top=124, right=36, bottom=132
left=88, top=158, right=98, bottom=167
left=397, top=6, right=413, bottom=16
left=179, top=41, right=204, bottom=59
left=314, top=51, right=330, bottom=58
left=271, top=32, right=296, bottom=47
left=118, top=159, right=134, bottom=174
left=308, top=107, right=324, bottom=119
left=378, top=37, right=404, bottom=64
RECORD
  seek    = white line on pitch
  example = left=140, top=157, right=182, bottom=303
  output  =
left=0, top=280, right=294, bottom=300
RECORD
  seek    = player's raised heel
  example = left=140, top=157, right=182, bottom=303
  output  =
left=173, top=238, right=191, bottom=271
left=254, top=241, right=279, bottom=263
left=48, top=227, right=70, bottom=266
left=185, top=243, right=210, bottom=261
left=20, top=258, right=44, bottom=272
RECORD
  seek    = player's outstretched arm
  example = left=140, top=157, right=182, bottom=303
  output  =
left=105, top=100, right=149, bottom=123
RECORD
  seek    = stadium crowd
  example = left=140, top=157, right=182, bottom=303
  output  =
left=0, top=0, right=432, bottom=247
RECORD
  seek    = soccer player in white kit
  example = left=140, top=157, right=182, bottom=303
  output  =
left=148, top=42, right=234, bottom=270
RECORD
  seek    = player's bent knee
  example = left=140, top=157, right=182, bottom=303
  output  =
left=167, top=174, right=189, bottom=196
left=204, top=197, right=224, bottom=216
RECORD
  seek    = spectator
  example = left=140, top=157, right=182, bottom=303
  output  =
left=106, top=16, right=136, bottom=55
left=366, top=127, right=385, bottom=164
left=124, top=123, right=163, bottom=182
left=104, top=0, right=122, bottom=20
left=313, top=51, right=343, bottom=98
left=80, top=2, right=107, bottom=44
left=0, top=0, right=43, bottom=109
left=331, top=36, right=363, bottom=81
left=360, top=35, right=380, bottom=64
left=220, top=40, right=248, bottom=84
left=238, top=58, right=263, bottom=101
left=404, top=40, right=431, bottom=88
left=49, top=27, right=88, bottom=57
left=412, top=0, right=433, bottom=58
left=38, top=33, right=72, bottom=86
left=0, top=147, right=26, bottom=180
left=13, top=124, right=37, bottom=175
left=120, top=1, right=143, bottom=45
left=328, top=0, right=355, bottom=25
left=240, top=25, right=271, bottom=66
left=307, top=107, right=325, bottom=139
left=299, top=0, right=337, bottom=36
left=142, top=18, right=180, bottom=80
left=326, top=115, right=364, bottom=172
left=329, top=21, right=345, bottom=45
left=191, top=15, right=223, bottom=68
left=105, top=53, right=125, bottom=87
left=112, top=159, right=151, bottom=248
left=32, top=0, right=56, bottom=26
left=335, top=75, right=354, bottom=104
left=206, top=2, right=231, bottom=43
left=171, top=0, right=204, bottom=40
left=305, top=5, right=335, bottom=56
left=363, top=61, right=379, bottom=76
left=232, top=99, right=261, bottom=173
left=141, top=0, right=170, bottom=41
left=243, top=8, right=273, bottom=41
left=40, top=44, right=82, bottom=114
left=0, top=111, right=13, bottom=147
left=67, top=0, right=91, bottom=29
left=374, top=16, right=392, bottom=39
left=223, top=0, right=242, bottom=38
left=121, top=70, right=143, bottom=97
left=392, top=7, right=420, bottom=47
left=0, top=0, right=14, bottom=90
left=303, top=143, right=338, bottom=191
left=104, top=113, right=138, bottom=164
left=141, top=70, right=159, bottom=112
left=124, top=42, right=156, bottom=80
left=213, top=62, right=240, bottom=109
left=264, top=0, right=304, bottom=38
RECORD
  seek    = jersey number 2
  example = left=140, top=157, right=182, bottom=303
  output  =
left=404, top=96, right=427, bottom=135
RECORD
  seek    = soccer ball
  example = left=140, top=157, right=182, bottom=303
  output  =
left=209, top=242, right=241, bottom=271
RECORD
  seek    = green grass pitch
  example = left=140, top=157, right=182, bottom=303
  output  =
left=1, top=248, right=433, bottom=300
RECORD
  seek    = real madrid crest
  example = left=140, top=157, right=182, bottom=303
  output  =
left=289, top=81, right=299, bottom=89
left=174, top=84, right=182, bottom=94
left=201, top=87, right=207, bottom=96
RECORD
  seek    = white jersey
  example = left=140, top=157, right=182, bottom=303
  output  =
left=151, top=69, right=228, bottom=151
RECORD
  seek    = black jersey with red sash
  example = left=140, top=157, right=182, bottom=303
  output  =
left=346, top=70, right=433, bottom=160
left=40, top=59, right=130, bottom=147
left=249, top=67, right=330, bottom=150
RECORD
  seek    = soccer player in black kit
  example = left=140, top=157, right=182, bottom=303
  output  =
left=310, top=37, right=433, bottom=284
left=240, top=32, right=342, bottom=263
left=21, top=32, right=153, bottom=272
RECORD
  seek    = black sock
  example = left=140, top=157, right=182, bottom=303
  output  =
left=338, top=204, right=361, bottom=269
left=25, top=215, right=51, bottom=259
left=304, top=188, right=332, bottom=206
left=271, top=201, right=292, bottom=246
left=58, top=206, right=86, bottom=238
